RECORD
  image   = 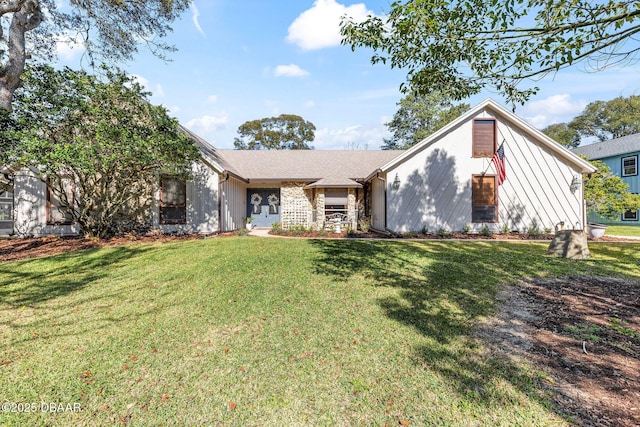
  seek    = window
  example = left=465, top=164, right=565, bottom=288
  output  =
left=47, top=176, right=75, bottom=225
left=324, top=189, right=348, bottom=214
left=472, top=175, right=498, bottom=223
left=473, top=119, right=496, bottom=158
left=0, top=191, right=12, bottom=228
left=160, top=176, right=186, bottom=224
left=622, top=156, right=638, bottom=177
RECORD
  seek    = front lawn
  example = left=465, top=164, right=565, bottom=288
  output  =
left=1, top=238, right=638, bottom=425
left=606, top=224, right=640, bottom=237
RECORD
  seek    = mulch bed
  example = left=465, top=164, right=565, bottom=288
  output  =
left=1, top=231, right=636, bottom=262
left=479, top=277, right=640, bottom=426
left=0, top=234, right=207, bottom=262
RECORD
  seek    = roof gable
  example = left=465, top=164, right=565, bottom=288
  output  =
left=379, top=99, right=596, bottom=174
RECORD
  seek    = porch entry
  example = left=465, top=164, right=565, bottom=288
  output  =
left=247, top=188, right=280, bottom=227
left=0, top=191, right=13, bottom=235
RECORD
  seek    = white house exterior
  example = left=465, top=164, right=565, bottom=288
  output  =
left=377, top=99, right=596, bottom=233
left=1, top=99, right=596, bottom=238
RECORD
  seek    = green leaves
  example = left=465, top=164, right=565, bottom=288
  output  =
left=341, top=0, right=640, bottom=104
left=383, top=92, right=469, bottom=149
left=233, top=114, right=316, bottom=150
left=3, top=65, right=199, bottom=238
left=584, top=160, right=640, bottom=220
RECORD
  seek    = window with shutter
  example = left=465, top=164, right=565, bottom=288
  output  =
left=472, top=175, right=498, bottom=223
left=473, top=119, right=496, bottom=158
left=160, top=176, right=187, bottom=224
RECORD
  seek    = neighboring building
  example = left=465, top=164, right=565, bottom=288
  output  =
left=573, top=133, right=640, bottom=225
left=1, top=99, right=596, bottom=237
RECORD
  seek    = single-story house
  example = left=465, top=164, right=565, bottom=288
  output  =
left=1, top=99, right=596, bottom=238
left=572, top=133, right=640, bottom=224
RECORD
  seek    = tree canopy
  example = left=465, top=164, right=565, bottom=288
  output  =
left=541, top=95, right=640, bottom=147
left=234, top=114, right=316, bottom=150
left=0, top=0, right=191, bottom=111
left=383, top=92, right=469, bottom=149
left=571, top=95, right=640, bottom=142
left=2, top=65, right=199, bottom=238
left=541, top=123, right=579, bottom=148
left=341, top=0, right=640, bottom=104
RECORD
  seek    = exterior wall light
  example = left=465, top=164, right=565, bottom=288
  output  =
left=570, top=175, right=581, bottom=194
left=392, top=173, right=400, bottom=190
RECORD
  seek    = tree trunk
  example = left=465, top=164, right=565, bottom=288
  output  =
left=0, top=0, right=43, bottom=111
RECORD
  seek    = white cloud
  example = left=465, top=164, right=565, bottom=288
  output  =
left=131, top=74, right=150, bottom=90
left=523, top=94, right=587, bottom=128
left=287, top=0, right=379, bottom=50
left=274, top=64, right=310, bottom=78
left=56, top=31, right=85, bottom=62
left=155, top=84, right=165, bottom=97
left=186, top=113, right=229, bottom=133
left=191, top=3, right=206, bottom=37
left=314, top=122, right=390, bottom=149
left=207, top=95, right=219, bottom=104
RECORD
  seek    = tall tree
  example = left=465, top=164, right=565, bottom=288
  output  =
left=570, top=95, right=640, bottom=143
left=0, top=0, right=191, bottom=111
left=541, top=123, right=579, bottom=148
left=2, top=65, right=200, bottom=238
left=234, top=114, right=316, bottom=150
left=383, top=92, right=469, bottom=149
left=341, top=1, right=640, bottom=104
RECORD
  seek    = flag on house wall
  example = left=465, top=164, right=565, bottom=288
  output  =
left=491, top=143, right=506, bottom=185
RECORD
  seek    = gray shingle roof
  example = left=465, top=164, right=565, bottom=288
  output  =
left=572, top=133, right=640, bottom=160
left=217, top=150, right=404, bottom=182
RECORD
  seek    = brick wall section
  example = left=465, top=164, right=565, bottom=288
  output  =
left=316, top=189, right=325, bottom=229
left=281, top=182, right=313, bottom=229
left=348, top=188, right=357, bottom=228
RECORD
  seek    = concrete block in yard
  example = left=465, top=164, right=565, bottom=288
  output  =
left=546, top=230, right=590, bottom=259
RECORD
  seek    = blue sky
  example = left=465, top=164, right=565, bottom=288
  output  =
left=58, top=0, right=640, bottom=149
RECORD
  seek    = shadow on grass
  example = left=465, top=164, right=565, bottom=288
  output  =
left=309, top=239, right=640, bottom=418
left=0, top=245, right=153, bottom=308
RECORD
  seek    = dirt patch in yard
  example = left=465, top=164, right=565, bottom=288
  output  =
left=478, top=277, right=640, bottom=426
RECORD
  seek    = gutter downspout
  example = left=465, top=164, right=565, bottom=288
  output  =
left=219, top=172, right=230, bottom=233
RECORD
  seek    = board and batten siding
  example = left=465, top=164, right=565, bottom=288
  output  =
left=219, top=175, right=246, bottom=232
left=153, top=161, right=220, bottom=234
left=386, top=109, right=585, bottom=233
left=13, top=168, right=80, bottom=237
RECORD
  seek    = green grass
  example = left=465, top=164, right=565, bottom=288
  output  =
left=1, top=238, right=639, bottom=426
left=606, top=225, right=640, bottom=237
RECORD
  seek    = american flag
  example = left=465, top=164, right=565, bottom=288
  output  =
left=492, top=143, right=506, bottom=185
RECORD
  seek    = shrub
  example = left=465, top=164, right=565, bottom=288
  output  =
left=480, top=224, right=493, bottom=237
left=437, top=227, right=452, bottom=238
left=358, top=217, right=371, bottom=232
left=527, top=224, right=541, bottom=238
left=271, top=223, right=282, bottom=234
left=462, top=224, right=471, bottom=234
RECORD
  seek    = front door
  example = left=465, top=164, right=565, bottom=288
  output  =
left=0, top=191, right=14, bottom=236
left=247, top=189, right=280, bottom=227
